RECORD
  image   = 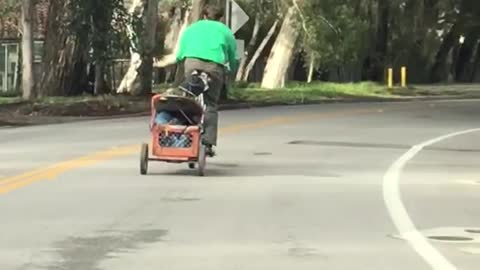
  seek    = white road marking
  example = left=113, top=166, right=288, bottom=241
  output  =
left=456, top=180, right=480, bottom=185
left=383, top=128, right=480, bottom=270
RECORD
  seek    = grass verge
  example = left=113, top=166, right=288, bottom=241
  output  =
left=229, top=82, right=391, bottom=104
left=1, top=82, right=392, bottom=118
left=0, top=97, right=21, bottom=105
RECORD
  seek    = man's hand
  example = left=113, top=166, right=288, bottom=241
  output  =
left=153, top=54, right=177, bottom=68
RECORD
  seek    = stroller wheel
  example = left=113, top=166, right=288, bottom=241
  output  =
left=140, top=143, right=149, bottom=175
left=197, top=145, right=207, bottom=177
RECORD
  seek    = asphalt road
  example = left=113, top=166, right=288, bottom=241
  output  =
left=1, top=100, right=480, bottom=270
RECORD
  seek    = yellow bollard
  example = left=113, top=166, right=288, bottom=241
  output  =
left=387, top=68, right=393, bottom=89
left=401, top=66, right=407, bottom=88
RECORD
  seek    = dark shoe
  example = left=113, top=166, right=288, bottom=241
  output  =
left=205, top=145, right=216, bottom=157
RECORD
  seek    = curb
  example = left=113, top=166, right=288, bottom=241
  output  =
left=2, top=95, right=480, bottom=128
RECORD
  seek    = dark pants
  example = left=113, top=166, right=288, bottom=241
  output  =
left=184, top=58, right=225, bottom=146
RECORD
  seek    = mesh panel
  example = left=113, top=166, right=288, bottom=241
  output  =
left=159, top=131, right=193, bottom=148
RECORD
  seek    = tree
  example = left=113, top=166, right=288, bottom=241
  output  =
left=21, top=0, right=35, bottom=99
left=0, top=0, right=20, bottom=38
left=190, top=0, right=207, bottom=23
left=152, top=0, right=207, bottom=83
left=242, top=19, right=278, bottom=81
left=261, top=5, right=300, bottom=89
left=301, top=0, right=369, bottom=82
left=117, top=0, right=159, bottom=95
left=34, top=0, right=480, bottom=96
left=162, top=2, right=187, bottom=82
left=91, top=1, right=115, bottom=95
left=39, top=0, right=89, bottom=97
left=235, top=0, right=265, bottom=82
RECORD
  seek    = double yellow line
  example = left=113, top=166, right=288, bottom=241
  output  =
left=0, top=108, right=376, bottom=194
left=0, top=145, right=139, bottom=193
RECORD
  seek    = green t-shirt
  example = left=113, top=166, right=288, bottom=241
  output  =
left=176, top=20, right=239, bottom=72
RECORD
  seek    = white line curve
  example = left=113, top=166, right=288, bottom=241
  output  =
left=383, top=128, right=480, bottom=270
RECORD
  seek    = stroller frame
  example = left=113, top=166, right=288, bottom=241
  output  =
left=140, top=72, right=210, bottom=176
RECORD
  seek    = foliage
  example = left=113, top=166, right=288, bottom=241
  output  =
left=301, top=0, right=370, bottom=69
left=0, top=90, right=21, bottom=98
left=67, top=0, right=131, bottom=60
left=0, top=97, right=21, bottom=105
left=229, top=81, right=390, bottom=104
left=7, top=0, right=480, bottom=98
left=0, top=0, right=21, bottom=37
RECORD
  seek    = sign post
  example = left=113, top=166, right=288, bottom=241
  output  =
left=223, top=0, right=249, bottom=99
left=225, top=0, right=249, bottom=59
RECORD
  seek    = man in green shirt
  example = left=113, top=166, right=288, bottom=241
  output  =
left=176, top=5, right=238, bottom=156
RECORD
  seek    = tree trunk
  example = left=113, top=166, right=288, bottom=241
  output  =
left=91, top=0, right=113, bottom=95
left=236, top=14, right=261, bottom=81
left=162, top=6, right=183, bottom=83
left=261, top=7, right=299, bottom=89
left=117, top=0, right=158, bottom=95
left=470, top=41, right=480, bottom=81
left=141, top=0, right=158, bottom=94
left=430, top=24, right=460, bottom=82
left=307, top=58, right=314, bottom=83
left=164, top=6, right=184, bottom=53
left=154, top=9, right=190, bottom=69
left=21, top=0, right=35, bottom=100
left=39, top=0, right=88, bottom=97
left=371, top=0, right=390, bottom=81
left=94, top=61, right=106, bottom=95
left=151, top=2, right=204, bottom=86
left=152, top=0, right=204, bottom=69
left=455, top=29, right=480, bottom=82
left=189, top=0, right=207, bottom=24
left=472, top=48, right=480, bottom=82
left=243, top=20, right=278, bottom=81
left=447, top=46, right=456, bottom=83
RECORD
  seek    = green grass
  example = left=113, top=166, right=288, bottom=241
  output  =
left=0, top=97, right=21, bottom=105
left=229, top=81, right=391, bottom=104
left=1, top=81, right=391, bottom=107
left=0, top=90, right=22, bottom=104
left=39, top=95, right=112, bottom=104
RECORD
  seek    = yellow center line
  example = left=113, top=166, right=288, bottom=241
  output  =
left=0, top=108, right=378, bottom=194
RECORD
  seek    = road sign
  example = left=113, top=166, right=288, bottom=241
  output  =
left=226, top=0, right=250, bottom=34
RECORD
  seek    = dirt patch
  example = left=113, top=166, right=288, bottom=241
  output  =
left=12, top=97, right=149, bottom=117
left=0, top=96, right=152, bottom=127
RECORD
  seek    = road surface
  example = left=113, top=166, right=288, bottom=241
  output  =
left=1, top=100, right=480, bottom=270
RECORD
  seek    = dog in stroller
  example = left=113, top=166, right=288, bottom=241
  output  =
left=140, top=70, right=212, bottom=176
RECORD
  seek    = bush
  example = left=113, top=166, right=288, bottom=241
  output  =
left=0, top=90, right=21, bottom=98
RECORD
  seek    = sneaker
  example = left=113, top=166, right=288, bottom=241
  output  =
left=205, top=145, right=216, bottom=157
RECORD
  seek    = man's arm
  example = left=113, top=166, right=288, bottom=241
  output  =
left=154, top=27, right=188, bottom=68
left=176, top=31, right=186, bottom=63
left=226, top=31, right=239, bottom=73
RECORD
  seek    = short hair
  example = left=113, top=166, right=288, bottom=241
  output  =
left=203, top=5, right=224, bottom=21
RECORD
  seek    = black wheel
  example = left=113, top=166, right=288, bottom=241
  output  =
left=140, top=143, right=149, bottom=175
left=188, top=163, right=196, bottom=169
left=197, top=144, right=207, bottom=177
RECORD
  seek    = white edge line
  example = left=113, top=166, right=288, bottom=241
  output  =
left=383, top=128, right=480, bottom=270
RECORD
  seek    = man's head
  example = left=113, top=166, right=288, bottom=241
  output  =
left=203, top=5, right=224, bottom=21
